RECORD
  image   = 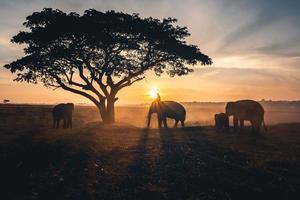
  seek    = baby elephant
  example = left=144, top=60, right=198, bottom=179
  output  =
left=214, top=113, right=229, bottom=131
left=53, top=103, right=74, bottom=128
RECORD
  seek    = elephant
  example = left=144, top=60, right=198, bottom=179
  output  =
left=214, top=113, right=229, bottom=131
left=52, top=103, right=74, bottom=128
left=147, top=100, right=186, bottom=128
left=225, top=100, right=267, bottom=134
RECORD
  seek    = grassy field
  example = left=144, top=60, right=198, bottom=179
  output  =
left=1, top=101, right=300, bottom=129
left=0, top=103, right=300, bottom=199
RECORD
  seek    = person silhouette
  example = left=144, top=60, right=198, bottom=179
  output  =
left=156, top=93, right=161, bottom=102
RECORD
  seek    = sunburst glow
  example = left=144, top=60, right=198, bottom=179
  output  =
left=149, top=87, right=159, bottom=99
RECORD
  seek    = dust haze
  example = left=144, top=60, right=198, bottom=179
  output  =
left=1, top=101, right=300, bottom=129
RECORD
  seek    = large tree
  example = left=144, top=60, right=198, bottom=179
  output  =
left=4, top=8, right=212, bottom=123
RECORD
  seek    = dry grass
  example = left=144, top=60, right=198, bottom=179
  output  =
left=0, top=103, right=300, bottom=199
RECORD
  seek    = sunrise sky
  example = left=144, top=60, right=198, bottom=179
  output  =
left=0, top=0, right=300, bottom=104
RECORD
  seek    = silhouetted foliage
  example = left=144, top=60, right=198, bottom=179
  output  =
left=4, top=8, right=212, bottom=123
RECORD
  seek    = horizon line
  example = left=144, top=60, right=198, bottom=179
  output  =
left=1, top=99, right=300, bottom=106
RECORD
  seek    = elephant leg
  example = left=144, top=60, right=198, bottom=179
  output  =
left=215, top=119, right=219, bottom=129
left=69, top=117, right=72, bottom=128
left=233, top=116, right=238, bottom=132
left=158, top=116, right=162, bottom=129
left=240, top=120, right=244, bottom=132
left=66, top=119, right=69, bottom=128
left=174, top=120, right=179, bottom=128
left=163, top=118, right=168, bottom=128
left=251, top=120, right=260, bottom=135
left=53, top=119, right=56, bottom=128
left=256, top=120, right=262, bottom=135
left=181, top=120, right=185, bottom=128
left=63, top=118, right=67, bottom=128
left=225, top=121, right=229, bottom=132
left=56, top=120, right=60, bottom=128
left=250, top=120, right=254, bottom=132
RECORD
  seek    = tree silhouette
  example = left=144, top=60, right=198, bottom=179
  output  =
left=4, top=8, right=212, bottom=123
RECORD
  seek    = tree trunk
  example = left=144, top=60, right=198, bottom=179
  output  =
left=95, top=102, right=107, bottom=123
left=95, top=97, right=116, bottom=124
left=106, top=97, right=115, bottom=123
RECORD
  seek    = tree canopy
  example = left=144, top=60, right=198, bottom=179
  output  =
left=4, top=8, right=212, bottom=123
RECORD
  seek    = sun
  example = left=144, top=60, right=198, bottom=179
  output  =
left=149, top=87, right=159, bottom=99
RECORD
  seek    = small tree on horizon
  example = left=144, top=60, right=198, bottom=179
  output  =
left=4, top=8, right=212, bottom=123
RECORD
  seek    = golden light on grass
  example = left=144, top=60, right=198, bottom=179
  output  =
left=149, top=87, right=159, bottom=99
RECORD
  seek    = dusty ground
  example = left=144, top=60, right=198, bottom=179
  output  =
left=1, top=122, right=299, bottom=200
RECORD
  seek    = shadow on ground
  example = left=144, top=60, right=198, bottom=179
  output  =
left=0, top=124, right=299, bottom=200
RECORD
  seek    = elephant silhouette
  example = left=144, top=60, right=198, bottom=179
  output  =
left=52, top=103, right=74, bottom=128
left=225, top=100, right=267, bottom=134
left=214, top=113, right=229, bottom=132
left=147, top=100, right=186, bottom=128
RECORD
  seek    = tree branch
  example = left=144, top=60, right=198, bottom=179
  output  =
left=61, top=70, right=87, bottom=89
left=83, top=59, right=110, bottom=97
left=52, top=74, right=102, bottom=106
left=117, top=76, right=145, bottom=90
left=69, top=58, right=106, bottom=101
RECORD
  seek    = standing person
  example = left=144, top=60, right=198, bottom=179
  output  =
left=156, top=93, right=161, bottom=102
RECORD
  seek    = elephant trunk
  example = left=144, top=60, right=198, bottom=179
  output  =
left=147, top=112, right=152, bottom=128
left=147, top=103, right=155, bottom=128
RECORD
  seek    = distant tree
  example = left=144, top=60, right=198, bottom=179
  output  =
left=4, top=8, right=212, bottom=123
left=3, top=99, right=10, bottom=104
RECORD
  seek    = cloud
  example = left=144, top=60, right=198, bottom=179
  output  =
left=192, top=67, right=300, bottom=100
left=221, top=0, right=300, bottom=52
left=252, top=40, right=300, bottom=58
left=1, top=0, right=300, bottom=102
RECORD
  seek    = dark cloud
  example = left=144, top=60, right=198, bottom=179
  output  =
left=252, top=39, right=300, bottom=58
left=221, top=0, right=300, bottom=51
